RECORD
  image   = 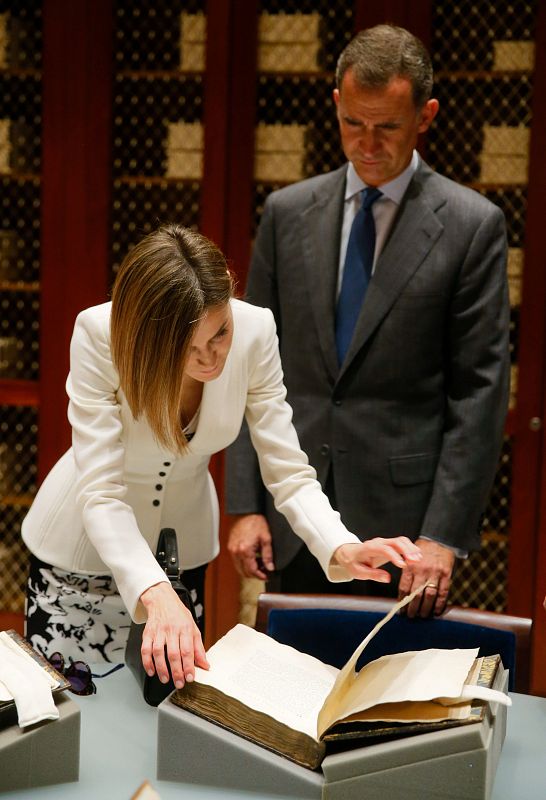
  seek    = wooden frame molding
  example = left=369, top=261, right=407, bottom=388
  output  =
left=511, top=1, right=546, bottom=693
left=201, top=0, right=259, bottom=646
left=39, top=0, right=113, bottom=480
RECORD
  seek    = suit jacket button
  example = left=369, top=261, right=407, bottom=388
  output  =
left=320, top=444, right=330, bottom=456
left=153, top=499, right=160, bottom=507
left=333, top=399, right=342, bottom=406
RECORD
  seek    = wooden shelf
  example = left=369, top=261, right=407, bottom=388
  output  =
left=117, top=69, right=336, bottom=81
left=114, top=175, right=201, bottom=186
left=435, top=70, right=533, bottom=80
left=0, top=612, right=24, bottom=635
left=0, top=67, right=41, bottom=78
left=255, top=69, right=532, bottom=82
left=0, top=280, right=40, bottom=292
left=505, top=409, right=516, bottom=437
left=0, top=380, right=39, bottom=406
left=481, top=531, right=510, bottom=543
left=258, top=70, right=334, bottom=79
left=116, top=69, right=203, bottom=79
left=0, top=494, right=35, bottom=508
left=0, top=172, right=41, bottom=183
left=253, top=179, right=527, bottom=194
left=466, top=182, right=527, bottom=192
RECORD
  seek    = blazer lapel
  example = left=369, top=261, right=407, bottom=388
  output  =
left=338, top=167, right=445, bottom=378
left=300, top=167, right=347, bottom=381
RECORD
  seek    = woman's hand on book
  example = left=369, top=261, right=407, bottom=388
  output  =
left=139, top=582, right=209, bottom=688
left=333, top=537, right=422, bottom=582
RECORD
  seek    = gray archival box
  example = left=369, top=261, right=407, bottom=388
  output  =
left=157, top=668, right=509, bottom=800
left=0, top=692, right=80, bottom=791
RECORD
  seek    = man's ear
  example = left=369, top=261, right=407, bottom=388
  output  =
left=333, top=87, right=340, bottom=109
left=418, top=98, right=439, bottom=133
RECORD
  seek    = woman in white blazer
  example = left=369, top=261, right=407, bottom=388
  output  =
left=22, top=224, right=421, bottom=689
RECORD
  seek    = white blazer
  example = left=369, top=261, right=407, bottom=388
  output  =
left=22, top=299, right=359, bottom=621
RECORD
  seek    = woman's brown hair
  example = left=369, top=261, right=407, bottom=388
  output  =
left=110, top=223, right=234, bottom=452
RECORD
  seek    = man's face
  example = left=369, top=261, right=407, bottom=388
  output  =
left=333, top=69, right=439, bottom=187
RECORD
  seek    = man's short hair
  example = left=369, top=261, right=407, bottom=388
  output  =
left=336, top=24, right=434, bottom=108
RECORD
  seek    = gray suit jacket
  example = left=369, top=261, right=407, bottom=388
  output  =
left=226, top=159, right=510, bottom=570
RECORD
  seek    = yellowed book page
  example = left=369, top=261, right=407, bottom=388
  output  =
left=318, top=647, right=478, bottom=736
left=193, top=624, right=338, bottom=740
left=338, top=698, right=472, bottom=725
left=334, top=657, right=510, bottom=725
left=317, top=585, right=511, bottom=736
left=317, top=583, right=425, bottom=735
left=333, top=656, right=482, bottom=726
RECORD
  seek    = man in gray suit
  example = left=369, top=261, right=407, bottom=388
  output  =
left=225, top=24, right=510, bottom=617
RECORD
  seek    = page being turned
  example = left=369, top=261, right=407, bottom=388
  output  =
left=317, top=583, right=429, bottom=736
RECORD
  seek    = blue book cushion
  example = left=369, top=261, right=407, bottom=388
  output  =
left=267, top=608, right=516, bottom=690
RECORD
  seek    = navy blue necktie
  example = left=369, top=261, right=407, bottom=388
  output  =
left=335, top=187, right=382, bottom=364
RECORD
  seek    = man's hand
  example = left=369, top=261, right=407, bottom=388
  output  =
left=398, top=539, right=456, bottom=618
left=333, top=536, right=422, bottom=582
left=227, top=514, right=275, bottom=580
left=140, top=581, right=209, bottom=689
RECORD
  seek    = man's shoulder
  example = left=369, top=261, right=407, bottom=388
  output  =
left=419, top=162, right=503, bottom=217
left=266, top=165, right=347, bottom=209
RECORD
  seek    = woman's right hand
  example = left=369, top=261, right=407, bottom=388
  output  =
left=139, top=582, right=209, bottom=688
left=332, top=536, right=422, bottom=582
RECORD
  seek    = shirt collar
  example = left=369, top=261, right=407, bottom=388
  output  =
left=345, top=150, right=419, bottom=205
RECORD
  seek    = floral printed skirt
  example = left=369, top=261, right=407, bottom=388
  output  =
left=26, top=555, right=206, bottom=663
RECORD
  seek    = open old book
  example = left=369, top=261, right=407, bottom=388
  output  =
left=171, top=588, right=511, bottom=769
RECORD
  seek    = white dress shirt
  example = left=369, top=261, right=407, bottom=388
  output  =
left=337, top=150, right=419, bottom=296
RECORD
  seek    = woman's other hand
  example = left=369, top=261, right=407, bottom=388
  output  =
left=333, top=537, right=422, bottom=582
left=139, top=582, right=209, bottom=688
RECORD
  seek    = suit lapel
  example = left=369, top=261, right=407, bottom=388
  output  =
left=300, top=167, right=347, bottom=381
left=338, top=165, right=446, bottom=378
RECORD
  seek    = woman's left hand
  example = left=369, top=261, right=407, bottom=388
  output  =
left=333, top=537, right=422, bottom=582
left=139, top=581, right=209, bottom=688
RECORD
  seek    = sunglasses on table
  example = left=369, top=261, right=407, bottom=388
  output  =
left=48, top=652, right=124, bottom=696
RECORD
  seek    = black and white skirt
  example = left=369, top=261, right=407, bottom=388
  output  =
left=26, top=555, right=206, bottom=663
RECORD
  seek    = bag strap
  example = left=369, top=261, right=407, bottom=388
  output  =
left=155, top=527, right=179, bottom=580
left=155, top=527, right=199, bottom=628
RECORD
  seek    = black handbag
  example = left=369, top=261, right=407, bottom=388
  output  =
left=125, top=527, right=198, bottom=706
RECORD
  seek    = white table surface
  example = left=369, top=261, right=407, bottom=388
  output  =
left=1, top=662, right=545, bottom=800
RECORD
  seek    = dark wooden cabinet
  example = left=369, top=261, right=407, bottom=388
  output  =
left=1, top=0, right=545, bottom=692
left=0, top=1, right=43, bottom=625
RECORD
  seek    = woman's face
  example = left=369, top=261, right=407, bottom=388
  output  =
left=184, top=304, right=233, bottom=383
